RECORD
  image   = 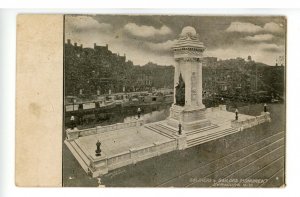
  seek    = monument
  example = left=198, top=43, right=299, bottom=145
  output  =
left=64, top=26, right=272, bottom=178
left=167, top=26, right=211, bottom=131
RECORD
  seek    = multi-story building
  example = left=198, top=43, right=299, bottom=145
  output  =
left=65, top=40, right=284, bottom=102
left=65, top=40, right=174, bottom=97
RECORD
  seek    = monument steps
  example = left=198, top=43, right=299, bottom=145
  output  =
left=73, top=140, right=91, bottom=166
left=187, top=127, right=238, bottom=148
left=187, top=127, right=238, bottom=147
left=65, top=140, right=90, bottom=172
left=156, top=123, right=179, bottom=137
left=186, top=124, right=219, bottom=136
left=145, top=125, right=175, bottom=139
left=70, top=141, right=90, bottom=166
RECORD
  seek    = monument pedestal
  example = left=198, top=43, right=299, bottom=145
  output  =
left=167, top=105, right=211, bottom=132
left=88, top=154, right=109, bottom=178
left=177, top=134, right=187, bottom=150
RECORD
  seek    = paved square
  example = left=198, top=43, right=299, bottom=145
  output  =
left=75, top=109, right=253, bottom=158
left=206, top=110, right=253, bottom=125
left=76, top=125, right=172, bottom=157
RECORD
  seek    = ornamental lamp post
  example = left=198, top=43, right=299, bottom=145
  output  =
left=235, top=108, right=239, bottom=121
left=178, top=123, right=182, bottom=135
left=95, top=140, right=102, bottom=156
left=264, top=103, right=267, bottom=112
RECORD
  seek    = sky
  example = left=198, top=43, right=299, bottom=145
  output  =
left=65, top=15, right=286, bottom=66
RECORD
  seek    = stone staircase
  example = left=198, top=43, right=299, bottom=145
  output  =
left=187, top=127, right=238, bottom=148
left=145, top=123, right=178, bottom=139
left=64, top=140, right=90, bottom=173
left=156, top=123, right=179, bottom=137
left=186, top=124, right=219, bottom=136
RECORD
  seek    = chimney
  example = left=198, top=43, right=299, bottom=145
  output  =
left=106, top=44, right=108, bottom=49
left=67, top=39, right=71, bottom=44
left=80, top=44, right=83, bottom=49
left=94, top=43, right=97, bottom=48
left=74, top=43, right=77, bottom=47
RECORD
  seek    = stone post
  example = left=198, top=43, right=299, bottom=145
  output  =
left=177, top=134, right=187, bottom=150
left=66, top=128, right=79, bottom=140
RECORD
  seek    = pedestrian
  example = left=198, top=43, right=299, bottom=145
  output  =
left=235, top=109, right=238, bottom=121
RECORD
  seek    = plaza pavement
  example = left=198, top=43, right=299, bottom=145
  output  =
left=75, top=109, right=253, bottom=159
left=76, top=123, right=172, bottom=157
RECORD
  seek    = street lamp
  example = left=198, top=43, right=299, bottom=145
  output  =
left=178, top=123, right=182, bottom=135
left=264, top=103, right=267, bottom=112
left=95, top=140, right=102, bottom=156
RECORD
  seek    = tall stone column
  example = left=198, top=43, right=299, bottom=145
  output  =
left=167, top=26, right=211, bottom=131
left=197, top=60, right=204, bottom=108
left=184, top=60, right=192, bottom=107
left=173, top=63, right=180, bottom=104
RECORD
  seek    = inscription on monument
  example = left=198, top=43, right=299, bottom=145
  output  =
left=191, top=72, right=197, bottom=105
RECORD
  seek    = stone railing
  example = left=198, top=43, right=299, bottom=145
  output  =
left=205, top=105, right=227, bottom=113
left=106, top=151, right=132, bottom=171
left=66, top=119, right=144, bottom=140
left=89, top=139, right=177, bottom=176
left=231, top=112, right=271, bottom=131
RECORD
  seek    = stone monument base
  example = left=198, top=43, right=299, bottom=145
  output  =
left=167, top=105, right=211, bottom=132
left=65, top=105, right=272, bottom=177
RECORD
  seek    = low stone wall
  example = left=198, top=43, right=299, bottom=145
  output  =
left=89, top=139, right=178, bottom=177
left=67, top=105, right=271, bottom=177
left=66, top=119, right=144, bottom=140
left=231, top=112, right=271, bottom=131
left=205, top=105, right=227, bottom=113
left=106, top=151, right=132, bottom=171
left=95, top=120, right=143, bottom=134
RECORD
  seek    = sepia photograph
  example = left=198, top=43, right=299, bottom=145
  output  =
left=62, top=15, right=286, bottom=187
